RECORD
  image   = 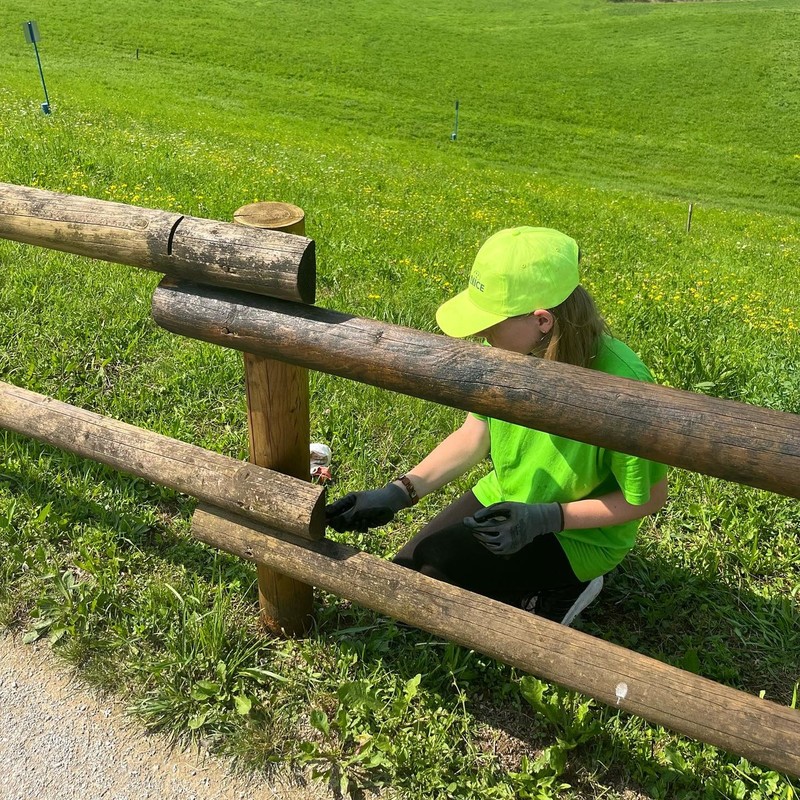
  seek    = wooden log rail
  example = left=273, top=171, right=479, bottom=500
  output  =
left=4, top=186, right=799, bottom=775
left=3, top=373, right=797, bottom=774
left=0, top=183, right=316, bottom=303
left=151, top=280, right=800, bottom=500
left=194, top=504, right=800, bottom=778
left=0, top=381, right=324, bottom=539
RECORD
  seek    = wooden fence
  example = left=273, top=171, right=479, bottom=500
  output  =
left=1, top=183, right=799, bottom=777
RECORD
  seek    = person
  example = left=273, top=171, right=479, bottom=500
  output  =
left=325, top=227, right=668, bottom=626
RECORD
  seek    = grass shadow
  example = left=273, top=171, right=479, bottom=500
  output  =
left=2, top=438, right=797, bottom=795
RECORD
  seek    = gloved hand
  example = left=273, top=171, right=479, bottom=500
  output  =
left=463, top=501, right=564, bottom=555
left=325, top=483, right=412, bottom=533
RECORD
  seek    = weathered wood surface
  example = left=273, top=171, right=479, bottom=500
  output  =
left=234, top=201, right=305, bottom=231
left=243, top=351, right=315, bottom=636
left=234, top=201, right=314, bottom=637
left=0, top=183, right=315, bottom=302
left=194, top=503, right=800, bottom=778
left=151, top=281, right=800, bottom=499
left=0, top=381, right=324, bottom=538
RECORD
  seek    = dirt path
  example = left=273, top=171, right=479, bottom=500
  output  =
left=0, top=634, right=333, bottom=800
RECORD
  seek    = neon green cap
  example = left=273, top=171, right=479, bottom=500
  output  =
left=435, top=227, right=580, bottom=338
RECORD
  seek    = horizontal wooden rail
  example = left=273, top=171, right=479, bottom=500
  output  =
left=0, top=183, right=315, bottom=303
left=151, top=280, right=800, bottom=499
left=194, top=503, right=800, bottom=777
left=0, top=381, right=324, bottom=539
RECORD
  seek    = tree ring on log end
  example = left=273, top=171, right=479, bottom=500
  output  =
left=233, top=202, right=305, bottom=233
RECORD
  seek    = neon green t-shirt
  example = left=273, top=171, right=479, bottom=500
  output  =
left=471, top=335, right=668, bottom=582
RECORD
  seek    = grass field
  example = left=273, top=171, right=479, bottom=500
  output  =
left=1, top=0, right=799, bottom=797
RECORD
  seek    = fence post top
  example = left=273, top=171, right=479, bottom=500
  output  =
left=233, top=202, right=305, bottom=234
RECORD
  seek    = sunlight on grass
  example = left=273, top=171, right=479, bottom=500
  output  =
left=1, top=1, right=799, bottom=797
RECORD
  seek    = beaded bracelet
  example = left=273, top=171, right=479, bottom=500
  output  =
left=395, top=474, right=419, bottom=505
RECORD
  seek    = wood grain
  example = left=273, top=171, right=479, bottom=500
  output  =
left=0, top=380, right=324, bottom=539
left=0, top=183, right=315, bottom=302
left=193, top=503, right=800, bottom=778
left=234, top=202, right=314, bottom=637
left=151, top=281, right=800, bottom=499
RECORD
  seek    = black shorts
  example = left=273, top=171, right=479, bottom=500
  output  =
left=392, top=491, right=584, bottom=608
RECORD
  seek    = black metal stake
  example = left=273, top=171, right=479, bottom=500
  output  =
left=451, top=100, right=459, bottom=141
left=32, top=38, right=51, bottom=114
left=24, top=21, right=51, bottom=114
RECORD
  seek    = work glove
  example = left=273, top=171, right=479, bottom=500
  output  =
left=463, top=501, right=564, bottom=555
left=325, top=483, right=412, bottom=533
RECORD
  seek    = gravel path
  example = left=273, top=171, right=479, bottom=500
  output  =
left=0, top=634, right=333, bottom=800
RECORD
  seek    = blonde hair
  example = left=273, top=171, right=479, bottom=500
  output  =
left=530, top=285, right=610, bottom=369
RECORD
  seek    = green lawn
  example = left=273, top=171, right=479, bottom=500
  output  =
left=4, top=0, right=800, bottom=211
left=1, top=0, right=799, bottom=797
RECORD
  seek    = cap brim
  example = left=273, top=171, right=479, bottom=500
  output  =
left=435, top=290, right=508, bottom=338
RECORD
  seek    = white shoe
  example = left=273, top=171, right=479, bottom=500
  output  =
left=560, top=576, right=603, bottom=626
left=523, top=575, right=604, bottom=627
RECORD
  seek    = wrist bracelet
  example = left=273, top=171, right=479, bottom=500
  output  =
left=396, top=474, right=419, bottom=506
left=555, top=502, right=565, bottom=532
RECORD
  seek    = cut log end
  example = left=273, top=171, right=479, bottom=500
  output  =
left=234, top=201, right=305, bottom=232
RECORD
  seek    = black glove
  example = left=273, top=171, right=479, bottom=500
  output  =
left=463, top=501, right=563, bottom=555
left=325, top=483, right=412, bottom=533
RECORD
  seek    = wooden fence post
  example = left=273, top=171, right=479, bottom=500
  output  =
left=234, top=201, right=314, bottom=636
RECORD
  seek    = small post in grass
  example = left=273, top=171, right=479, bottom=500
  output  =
left=233, top=200, right=314, bottom=637
left=686, top=202, right=694, bottom=233
left=22, top=20, right=51, bottom=115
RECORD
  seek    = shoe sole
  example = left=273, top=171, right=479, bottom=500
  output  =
left=560, top=575, right=604, bottom=626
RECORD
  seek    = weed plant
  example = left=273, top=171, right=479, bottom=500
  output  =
left=1, top=1, right=799, bottom=797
